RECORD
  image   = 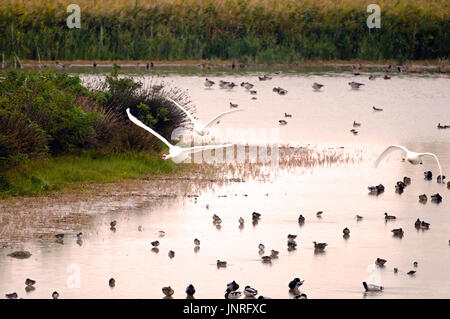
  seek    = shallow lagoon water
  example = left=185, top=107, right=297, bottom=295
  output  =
left=0, top=68, right=449, bottom=299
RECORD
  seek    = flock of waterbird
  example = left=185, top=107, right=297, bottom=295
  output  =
left=4, top=66, right=449, bottom=299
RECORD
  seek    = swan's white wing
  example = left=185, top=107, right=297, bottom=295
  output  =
left=126, top=108, right=173, bottom=149
left=204, top=109, right=242, bottom=128
left=374, top=144, right=409, bottom=168
left=184, top=144, right=233, bottom=154
left=420, top=153, right=443, bottom=179
left=167, top=97, right=197, bottom=124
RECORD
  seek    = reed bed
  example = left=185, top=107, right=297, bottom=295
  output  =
left=1, top=0, right=448, bottom=63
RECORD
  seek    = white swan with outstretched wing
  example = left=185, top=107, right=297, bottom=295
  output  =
left=374, top=144, right=443, bottom=182
left=167, top=98, right=241, bottom=136
left=126, top=108, right=232, bottom=161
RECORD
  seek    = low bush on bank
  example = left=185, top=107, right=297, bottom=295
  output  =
left=0, top=67, right=193, bottom=195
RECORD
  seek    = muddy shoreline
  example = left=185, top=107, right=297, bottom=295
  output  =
left=12, top=59, right=450, bottom=72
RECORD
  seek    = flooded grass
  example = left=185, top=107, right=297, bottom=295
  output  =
left=0, top=145, right=361, bottom=245
left=1, top=152, right=182, bottom=197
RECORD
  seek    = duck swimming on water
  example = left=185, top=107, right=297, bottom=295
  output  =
left=313, top=241, right=327, bottom=250
left=391, top=228, right=404, bottom=237
left=363, top=282, right=383, bottom=292
left=384, top=212, right=396, bottom=220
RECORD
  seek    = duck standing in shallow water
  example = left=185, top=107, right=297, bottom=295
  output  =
left=368, top=184, right=385, bottom=194
left=288, top=278, right=305, bottom=291
left=5, top=292, right=18, bottom=299
left=244, top=286, right=258, bottom=297
left=298, top=214, right=305, bottom=224
left=186, top=284, right=196, bottom=297
left=313, top=241, right=327, bottom=251
left=25, top=278, right=36, bottom=287
left=395, top=181, right=407, bottom=193
left=270, top=249, right=279, bottom=258
left=431, top=193, right=442, bottom=203
left=162, top=286, right=174, bottom=297
left=225, top=289, right=242, bottom=299
left=204, top=78, right=215, bottom=88
left=418, top=194, right=427, bottom=203
left=414, top=218, right=422, bottom=228
left=227, top=280, right=239, bottom=291
left=261, top=256, right=272, bottom=263
left=420, top=221, right=430, bottom=229
left=375, top=258, right=387, bottom=267
left=252, top=212, right=261, bottom=220
left=151, top=240, right=160, bottom=247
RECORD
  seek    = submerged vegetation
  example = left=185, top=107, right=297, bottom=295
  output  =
left=0, top=0, right=449, bottom=63
left=0, top=67, right=192, bottom=196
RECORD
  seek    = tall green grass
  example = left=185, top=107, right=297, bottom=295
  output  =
left=0, top=0, right=448, bottom=63
left=1, top=151, right=181, bottom=196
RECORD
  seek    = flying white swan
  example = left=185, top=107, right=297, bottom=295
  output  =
left=167, top=98, right=241, bottom=136
left=374, top=145, right=443, bottom=182
left=126, top=108, right=232, bottom=161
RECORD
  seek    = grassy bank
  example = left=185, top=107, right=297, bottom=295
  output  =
left=0, top=67, right=193, bottom=197
left=0, top=151, right=182, bottom=197
left=1, top=0, right=448, bottom=63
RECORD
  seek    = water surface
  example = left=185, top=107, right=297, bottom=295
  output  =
left=1, top=68, right=449, bottom=299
